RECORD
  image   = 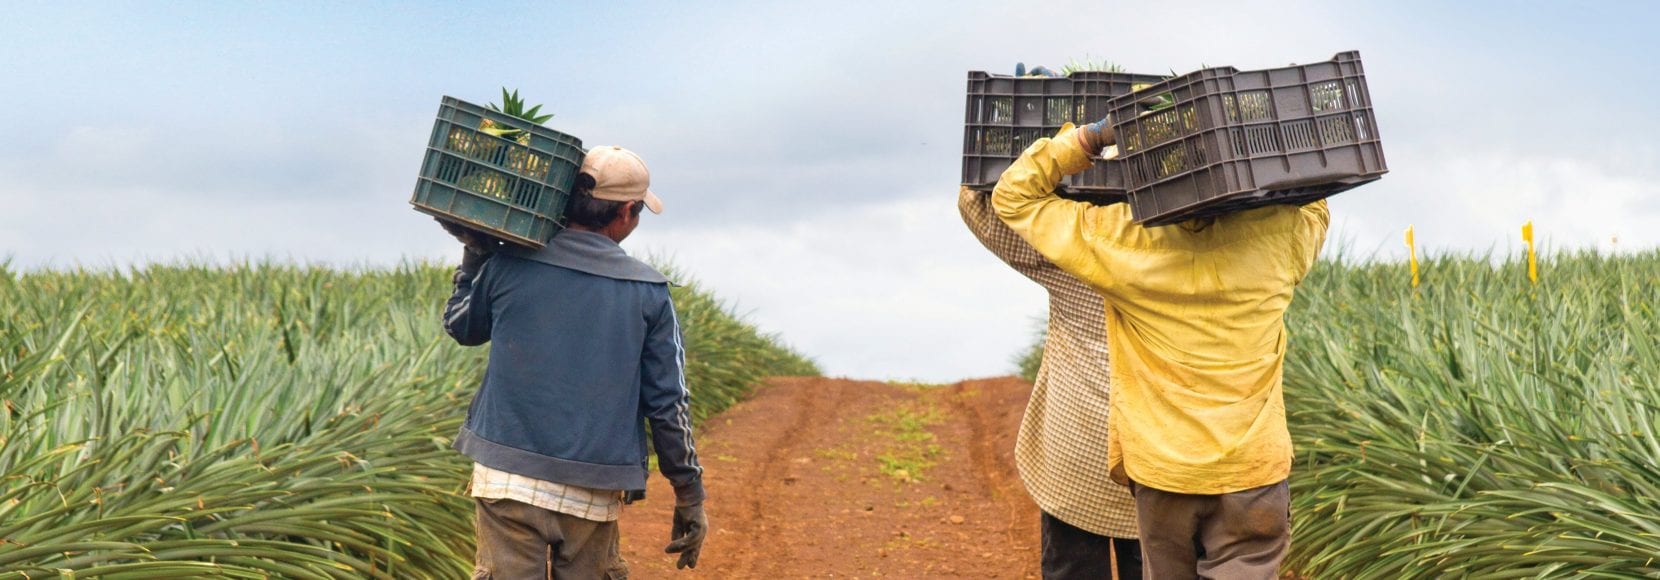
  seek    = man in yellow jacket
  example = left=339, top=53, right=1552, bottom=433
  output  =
left=992, top=119, right=1329, bottom=578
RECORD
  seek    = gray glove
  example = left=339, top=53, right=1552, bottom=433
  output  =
left=664, top=503, right=707, bottom=569
left=1078, top=114, right=1116, bottom=154
left=1015, top=62, right=1062, bottom=78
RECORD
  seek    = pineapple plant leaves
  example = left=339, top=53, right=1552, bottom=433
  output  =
left=1058, top=55, right=1125, bottom=75
left=0, top=260, right=819, bottom=576
left=487, top=86, right=555, bottom=125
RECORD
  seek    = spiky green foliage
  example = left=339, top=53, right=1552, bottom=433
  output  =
left=1285, top=250, right=1660, bottom=577
left=1059, top=55, right=1125, bottom=75
left=0, top=261, right=816, bottom=577
left=656, top=263, right=822, bottom=424
left=486, top=87, right=553, bottom=125
left=1011, top=250, right=1660, bottom=575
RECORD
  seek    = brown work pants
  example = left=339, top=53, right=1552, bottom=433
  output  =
left=1131, top=480, right=1290, bottom=580
left=472, top=497, right=628, bottom=579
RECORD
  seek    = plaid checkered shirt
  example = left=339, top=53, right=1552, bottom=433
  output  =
left=958, top=187, right=1138, bottom=539
left=470, top=463, right=623, bottom=523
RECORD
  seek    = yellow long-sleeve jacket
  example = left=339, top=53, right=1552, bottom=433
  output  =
left=992, top=126, right=1329, bottom=495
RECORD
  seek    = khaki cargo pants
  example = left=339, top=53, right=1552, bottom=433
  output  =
left=473, top=497, right=629, bottom=579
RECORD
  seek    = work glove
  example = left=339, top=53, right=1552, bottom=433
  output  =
left=436, top=218, right=502, bottom=263
left=1077, top=115, right=1116, bottom=156
left=437, top=219, right=499, bottom=252
left=1014, top=62, right=1062, bottom=78
left=664, top=503, right=708, bottom=570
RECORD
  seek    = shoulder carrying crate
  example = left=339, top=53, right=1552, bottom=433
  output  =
left=962, top=70, right=1167, bottom=201
left=1107, top=51, right=1387, bottom=225
left=410, top=96, right=586, bottom=248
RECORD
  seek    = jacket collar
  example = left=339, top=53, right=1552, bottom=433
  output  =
left=503, top=229, right=670, bottom=284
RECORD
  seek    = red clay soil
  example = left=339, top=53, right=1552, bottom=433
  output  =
left=618, top=376, right=1042, bottom=578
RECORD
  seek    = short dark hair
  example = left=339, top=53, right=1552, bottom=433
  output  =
left=563, top=172, right=644, bottom=228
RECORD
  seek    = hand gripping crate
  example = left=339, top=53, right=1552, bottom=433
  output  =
left=962, top=70, right=1167, bottom=201
left=1107, top=51, right=1387, bottom=225
left=410, top=96, right=586, bottom=249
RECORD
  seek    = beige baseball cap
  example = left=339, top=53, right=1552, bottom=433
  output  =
left=580, top=145, right=663, bottom=214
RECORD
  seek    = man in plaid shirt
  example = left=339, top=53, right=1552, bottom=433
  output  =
left=960, top=187, right=1142, bottom=579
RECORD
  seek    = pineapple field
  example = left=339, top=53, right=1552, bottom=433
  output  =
left=0, top=261, right=817, bottom=578
left=4, top=251, right=1656, bottom=578
left=1284, top=251, right=1660, bottom=576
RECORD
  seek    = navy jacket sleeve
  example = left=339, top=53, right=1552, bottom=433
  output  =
left=443, top=250, right=494, bottom=346
left=640, top=289, right=706, bottom=506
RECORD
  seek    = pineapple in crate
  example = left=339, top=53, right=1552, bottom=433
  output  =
left=448, top=88, right=556, bottom=202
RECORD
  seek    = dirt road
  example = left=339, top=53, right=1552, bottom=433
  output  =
left=618, top=377, right=1043, bottom=578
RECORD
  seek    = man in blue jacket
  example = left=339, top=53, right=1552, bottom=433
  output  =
left=441, top=145, right=707, bottom=578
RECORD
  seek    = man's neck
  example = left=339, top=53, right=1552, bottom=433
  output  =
left=567, top=223, right=625, bottom=243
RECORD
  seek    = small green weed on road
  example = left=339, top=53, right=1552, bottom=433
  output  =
left=869, top=402, right=947, bottom=483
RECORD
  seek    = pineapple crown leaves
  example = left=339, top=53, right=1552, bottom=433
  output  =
left=487, top=87, right=555, bottom=125
left=1059, top=55, right=1126, bottom=75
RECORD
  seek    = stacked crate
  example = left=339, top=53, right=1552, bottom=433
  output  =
left=963, top=52, right=1388, bottom=224
left=1108, top=52, right=1387, bottom=225
left=962, top=70, right=1167, bottom=202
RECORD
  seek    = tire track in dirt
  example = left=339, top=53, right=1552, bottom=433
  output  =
left=619, top=376, right=1042, bottom=578
left=724, top=376, right=841, bottom=575
left=950, top=378, right=1042, bottom=566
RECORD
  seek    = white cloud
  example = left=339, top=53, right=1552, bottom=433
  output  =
left=1326, top=143, right=1659, bottom=258
left=0, top=181, right=451, bottom=269
left=628, top=195, right=1047, bottom=382
left=4, top=0, right=1658, bottom=382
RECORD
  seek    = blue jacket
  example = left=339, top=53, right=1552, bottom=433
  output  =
left=443, top=230, right=705, bottom=505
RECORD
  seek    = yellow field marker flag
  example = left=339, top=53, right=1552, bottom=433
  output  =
left=1404, top=226, right=1419, bottom=288
left=1522, top=221, right=1538, bottom=284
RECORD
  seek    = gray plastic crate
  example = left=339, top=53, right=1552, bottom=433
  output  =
left=410, top=96, right=586, bottom=248
left=962, top=70, right=1166, bottom=201
left=1107, top=51, right=1387, bottom=225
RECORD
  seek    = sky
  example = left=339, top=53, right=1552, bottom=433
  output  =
left=3, top=0, right=1657, bottom=382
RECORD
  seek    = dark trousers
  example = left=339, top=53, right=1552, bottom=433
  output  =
left=1041, top=512, right=1143, bottom=579
left=1131, top=480, right=1290, bottom=580
left=472, top=498, right=628, bottom=579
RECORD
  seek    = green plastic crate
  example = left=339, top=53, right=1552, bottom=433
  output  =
left=410, top=96, right=586, bottom=249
